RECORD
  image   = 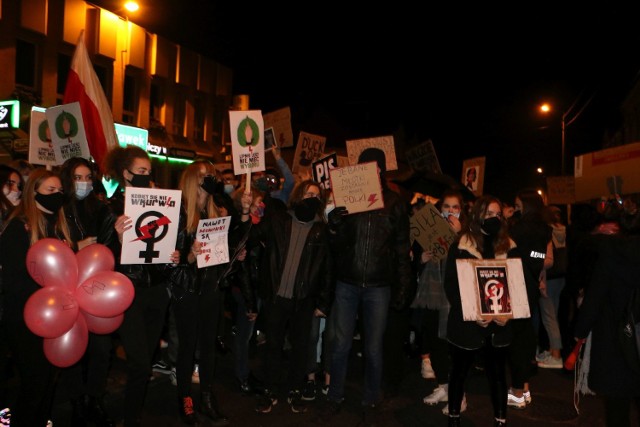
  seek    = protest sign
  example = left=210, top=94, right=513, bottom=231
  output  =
left=45, top=102, right=91, bottom=163
left=263, top=107, right=293, bottom=148
left=28, top=106, right=57, bottom=167
left=462, top=157, right=486, bottom=196
left=312, top=153, right=338, bottom=190
left=293, top=131, right=326, bottom=174
left=406, top=139, right=442, bottom=174
left=120, top=187, right=182, bottom=265
left=329, top=162, right=384, bottom=214
left=229, top=110, right=265, bottom=174
left=409, top=202, right=457, bottom=262
left=345, top=135, right=398, bottom=170
left=196, top=216, right=232, bottom=268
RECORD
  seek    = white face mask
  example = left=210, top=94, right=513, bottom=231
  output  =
left=75, top=181, right=93, bottom=200
left=223, top=184, right=234, bottom=195
left=3, top=188, right=21, bottom=206
left=442, top=211, right=460, bottom=219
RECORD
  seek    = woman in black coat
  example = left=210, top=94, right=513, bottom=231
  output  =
left=574, top=234, right=640, bottom=427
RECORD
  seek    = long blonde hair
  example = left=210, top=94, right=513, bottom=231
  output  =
left=179, top=161, right=221, bottom=234
left=6, top=168, right=73, bottom=246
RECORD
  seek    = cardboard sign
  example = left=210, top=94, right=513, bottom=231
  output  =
left=45, top=102, right=91, bottom=164
left=329, top=162, right=384, bottom=214
left=406, top=139, right=442, bottom=174
left=462, top=157, right=486, bottom=196
left=574, top=142, right=640, bottom=202
left=263, top=107, right=293, bottom=148
left=455, top=258, right=529, bottom=321
left=28, top=106, right=57, bottom=167
left=293, top=131, right=326, bottom=174
left=409, top=203, right=457, bottom=262
left=120, top=187, right=182, bottom=265
left=312, top=153, right=338, bottom=190
left=546, top=176, right=576, bottom=205
left=345, top=135, right=398, bottom=170
left=229, top=110, right=265, bottom=174
left=196, top=216, right=232, bottom=268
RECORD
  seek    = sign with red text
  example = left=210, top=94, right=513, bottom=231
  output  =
left=28, top=106, right=57, bottom=166
left=121, top=187, right=182, bottom=265
left=229, top=110, right=265, bottom=174
left=293, top=131, right=326, bottom=174
left=409, top=202, right=457, bottom=262
left=196, top=216, right=232, bottom=268
left=455, top=258, right=529, bottom=322
left=329, top=162, right=384, bottom=214
left=312, top=153, right=338, bottom=190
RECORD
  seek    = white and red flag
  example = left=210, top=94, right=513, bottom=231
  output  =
left=63, top=30, right=118, bottom=167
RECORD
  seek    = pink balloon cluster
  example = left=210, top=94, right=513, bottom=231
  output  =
left=24, top=238, right=134, bottom=367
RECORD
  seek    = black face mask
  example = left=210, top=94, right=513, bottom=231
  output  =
left=127, top=170, right=152, bottom=188
left=294, top=197, right=322, bottom=222
left=35, top=192, right=64, bottom=213
left=511, top=210, right=522, bottom=220
left=200, top=175, right=221, bottom=196
left=481, top=216, right=502, bottom=236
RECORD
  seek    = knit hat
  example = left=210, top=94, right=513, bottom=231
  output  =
left=357, top=148, right=386, bottom=173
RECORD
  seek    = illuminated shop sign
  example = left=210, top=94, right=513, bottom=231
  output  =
left=0, top=100, right=20, bottom=129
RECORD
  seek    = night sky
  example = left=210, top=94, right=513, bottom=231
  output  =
left=91, top=1, right=640, bottom=201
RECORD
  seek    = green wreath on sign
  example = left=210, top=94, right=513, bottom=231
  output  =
left=55, top=111, right=79, bottom=139
left=38, top=120, right=52, bottom=142
left=237, top=116, right=260, bottom=148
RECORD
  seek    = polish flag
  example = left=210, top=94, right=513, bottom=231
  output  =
left=63, top=31, right=118, bottom=168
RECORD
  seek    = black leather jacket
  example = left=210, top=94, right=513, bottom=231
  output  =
left=329, top=187, right=412, bottom=310
left=249, top=210, right=334, bottom=316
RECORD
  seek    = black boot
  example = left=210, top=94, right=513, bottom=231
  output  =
left=178, top=396, right=197, bottom=425
left=86, top=396, right=115, bottom=427
left=70, top=397, right=87, bottom=427
left=201, top=391, right=229, bottom=426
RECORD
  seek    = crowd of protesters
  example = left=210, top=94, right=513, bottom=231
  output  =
left=1, top=146, right=640, bottom=427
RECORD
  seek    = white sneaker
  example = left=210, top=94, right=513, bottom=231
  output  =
left=423, top=386, right=448, bottom=405
left=523, top=390, right=532, bottom=405
left=507, top=390, right=526, bottom=409
left=421, top=358, right=436, bottom=379
left=535, top=350, right=550, bottom=362
left=442, top=394, right=467, bottom=415
left=170, top=367, right=177, bottom=386
left=537, top=354, right=563, bottom=369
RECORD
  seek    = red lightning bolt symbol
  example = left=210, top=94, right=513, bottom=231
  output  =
left=205, top=254, right=210, bottom=262
left=367, top=193, right=379, bottom=207
left=133, top=216, right=172, bottom=241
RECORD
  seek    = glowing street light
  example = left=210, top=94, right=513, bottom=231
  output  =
left=124, top=1, right=139, bottom=13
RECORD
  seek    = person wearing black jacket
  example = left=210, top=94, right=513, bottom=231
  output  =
left=325, top=148, right=412, bottom=420
left=246, top=179, right=334, bottom=414
left=103, top=145, right=177, bottom=427
left=444, top=195, right=518, bottom=427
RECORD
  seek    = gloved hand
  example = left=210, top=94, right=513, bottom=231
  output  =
left=328, top=206, right=348, bottom=227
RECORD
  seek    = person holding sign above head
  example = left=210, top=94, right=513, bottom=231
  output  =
left=443, top=195, right=519, bottom=427
left=242, top=179, right=334, bottom=415
left=102, top=145, right=177, bottom=427
left=0, top=168, right=73, bottom=427
left=323, top=148, right=412, bottom=425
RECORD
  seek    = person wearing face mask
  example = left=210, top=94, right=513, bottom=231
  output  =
left=505, top=189, right=552, bottom=410
left=102, top=145, right=177, bottom=427
left=443, top=195, right=519, bottom=427
left=0, top=168, right=73, bottom=427
left=243, top=180, right=334, bottom=415
left=1, top=165, right=23, bottom=211
left=55, top=157, right=117, bottom=426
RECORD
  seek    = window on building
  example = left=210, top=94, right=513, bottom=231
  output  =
left=193, top=92, right=205, bottom=141
left=150, top=80, right=164, bottom=126
left=56, top=53, right=71, bottom=104
left=16, top=39, right=37, bottom=88
left=123, top=74, right=136, bottom=125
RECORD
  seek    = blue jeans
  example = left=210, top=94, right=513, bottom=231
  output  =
left=539, top=277, right=565, bottom=350
left=232, top=286, right=258, bottom=382
left=328, top=281, right=390, bottom=406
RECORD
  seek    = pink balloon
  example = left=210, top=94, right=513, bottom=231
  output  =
left=81, top=310, right=124, bottom=334
left=24, top=286, right=79, bottom=338
left=76, top=243, right=115, bottom=285
left=43, top=314, right=88, bottom=368
left=75, top=271, right=135, bottom=318
left=26, top=238, right=78, bottom=290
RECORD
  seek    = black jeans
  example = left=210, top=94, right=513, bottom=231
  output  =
left=448, top=341, right=508, bottom=419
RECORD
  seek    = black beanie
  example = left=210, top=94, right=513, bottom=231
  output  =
left=357, top=148, right=386, bottom=173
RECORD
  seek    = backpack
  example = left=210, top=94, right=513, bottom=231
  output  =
left=618, top=286, right=640, bottom=374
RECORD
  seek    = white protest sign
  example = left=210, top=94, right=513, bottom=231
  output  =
left=28, top=106, right=57, bottom=167
left=229, top=110, right=265, bottom=175
left=196, top=216, right=232, bottom=268
left=120, top=187, right=182, bottom=265
left=455, top=258, right=529, bottom=322
left=45, top=102, right=91, bottom=164
left=329, top=162, right=384, bottom=214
